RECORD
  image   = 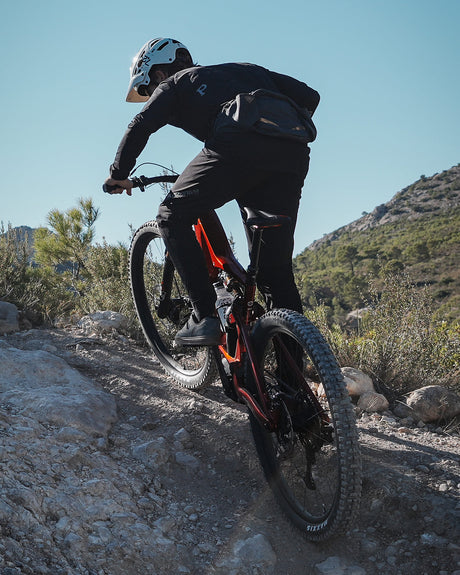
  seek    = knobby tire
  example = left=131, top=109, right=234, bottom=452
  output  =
left=249, top=308, right=362, bottom=540
left=129, top=220, right=215, bottom=389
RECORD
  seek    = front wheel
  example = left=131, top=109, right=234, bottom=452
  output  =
left=249, top=309, right=361, bottom=540
left=129, top=220, right=215, bottom=389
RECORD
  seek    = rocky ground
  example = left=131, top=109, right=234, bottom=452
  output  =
left=0, top=325, right=459, bottom=575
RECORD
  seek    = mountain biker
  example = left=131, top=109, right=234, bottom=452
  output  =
left=104, top=37, right=320, bottom=346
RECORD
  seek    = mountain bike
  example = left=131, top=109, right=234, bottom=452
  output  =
left=104, top=171, right=361, bottom=540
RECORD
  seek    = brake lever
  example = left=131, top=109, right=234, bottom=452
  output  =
left=131, top=176, right=146, bottom=192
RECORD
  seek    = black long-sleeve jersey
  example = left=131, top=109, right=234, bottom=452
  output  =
left=110, top=62, right=320, bottom=180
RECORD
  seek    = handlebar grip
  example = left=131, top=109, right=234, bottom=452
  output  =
left=103, top=179, right=143, bottom=194
left=103, top=174, right=178, bottom=194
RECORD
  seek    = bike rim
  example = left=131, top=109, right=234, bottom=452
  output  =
left=131, top=225, right=212, bottom=382
left=261, top=336, right=341, bottom=526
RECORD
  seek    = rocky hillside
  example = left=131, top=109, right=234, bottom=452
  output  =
left=310, top=164, right=460, bottom=247
left=7, top=225, right=36, bottom=243
left=295, top=164, right=460, bottom=319
left=1, top=317, right=459, bottom=575
left=1, top=225, right=36, bottom=251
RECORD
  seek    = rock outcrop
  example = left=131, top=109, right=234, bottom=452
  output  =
left=0, top=301, right=19, bottom=334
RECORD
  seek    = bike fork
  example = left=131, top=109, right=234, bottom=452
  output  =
left=156, top=254, right=175, bottom=318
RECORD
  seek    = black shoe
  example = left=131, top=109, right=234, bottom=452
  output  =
left=175, top=315, right=221, bottom=347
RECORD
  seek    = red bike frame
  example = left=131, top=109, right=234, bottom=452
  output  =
left=194, top=211, right=278, bottom=430
left=108, top=173, right=325, bottom=432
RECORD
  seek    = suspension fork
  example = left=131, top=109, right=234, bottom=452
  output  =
left=156, top=253, right=176, bottom=318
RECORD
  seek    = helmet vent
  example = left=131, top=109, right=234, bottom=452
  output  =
left=158, top=41, right=168, bottom=51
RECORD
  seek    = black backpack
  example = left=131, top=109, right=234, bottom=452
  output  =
left=215, top=89, right=317, bottom=143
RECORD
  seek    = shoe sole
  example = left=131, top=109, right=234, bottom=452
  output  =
left=175, top=335, right=222, bottom=347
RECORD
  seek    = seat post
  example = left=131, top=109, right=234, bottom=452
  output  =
left=242, top=206, right=290, bottom=301
left=247, top=227, right=264, bottom=286
left=242, top=227, right=264, bottom=323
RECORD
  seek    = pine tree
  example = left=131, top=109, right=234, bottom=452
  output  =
left=34, top=198, right=99, bottom=290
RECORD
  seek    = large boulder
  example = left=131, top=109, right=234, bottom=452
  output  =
left=78, top=310, right=129, bottom=335
left=357, top=391, right=389, bottom=413
left=341, top=367, right=375, bottom=397
left=406, top=385, right=460, bottom=423
left=0, top=301, right=19, bottom=334
left=0, top=344, right=117, bottom=436
left=344, top=307, right=370, bottom=331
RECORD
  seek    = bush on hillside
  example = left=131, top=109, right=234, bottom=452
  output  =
left=0, top=223, right=75, bottom=322
left=34, top=198, right=99, bottom=290
left=294, top=205, right=460, bottom=323
left=309, top=271, right=459, bottom=398
left=0, top=223, right=32, bottom=306
left=78, top=241, right=140, bottom=330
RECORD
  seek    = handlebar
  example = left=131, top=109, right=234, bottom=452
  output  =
left=103, top=174, right=178, bottom=194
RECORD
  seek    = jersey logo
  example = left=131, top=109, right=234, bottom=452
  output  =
left=196, top=83, right=207, bottom=96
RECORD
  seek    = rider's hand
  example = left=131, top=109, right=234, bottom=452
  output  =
left=104, top=177, right=134, bottom=196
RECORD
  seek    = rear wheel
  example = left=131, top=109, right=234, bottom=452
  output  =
left=129, top=220, right=215, bottom=389
left=250, top=309, right=361, bottom=540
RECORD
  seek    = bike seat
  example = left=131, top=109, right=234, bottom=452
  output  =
left=243, top=207, right=291, bottom=229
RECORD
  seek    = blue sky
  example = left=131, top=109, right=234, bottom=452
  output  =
left=1, top=0, right=458, bottom=264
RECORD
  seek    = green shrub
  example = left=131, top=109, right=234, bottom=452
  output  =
left=79, top=241, right=133, bottom=315
left=305, top=304, right=359, bottom=368
left=0, top=223, right=31, bottom=305
left=34, top=198, right=99, bottom=290
left=24, top=266, right=76, bottom=322
left=0, top=224, right=74, bottom=322
left=308, top=271, right=459, bottom=398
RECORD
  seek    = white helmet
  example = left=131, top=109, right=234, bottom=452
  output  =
left=126, top=37, right=190, bottom=102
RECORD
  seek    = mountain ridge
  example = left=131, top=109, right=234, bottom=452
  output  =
left=294, top=163, right=460, bottom=320
left=309, top=163, right=460, bottom=250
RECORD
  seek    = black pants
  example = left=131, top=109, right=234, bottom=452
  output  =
left=156, top=142, right=309, bottom=320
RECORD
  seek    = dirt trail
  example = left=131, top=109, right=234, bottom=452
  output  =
left=1, top=327, right=459, bottom=575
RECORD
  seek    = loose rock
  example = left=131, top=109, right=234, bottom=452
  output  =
left=0, top=345, right=117, bottom=435
left=0, top=301, right=19, bottom=334
left=78, top=310, right=129, bottom=334
left=214, top=533, right=277, bottom=575
left=341, top=367, right=375, bottom=396
left=406, top=385, right=460, bottom=422
left=357, top=391, right=389, bottom=413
